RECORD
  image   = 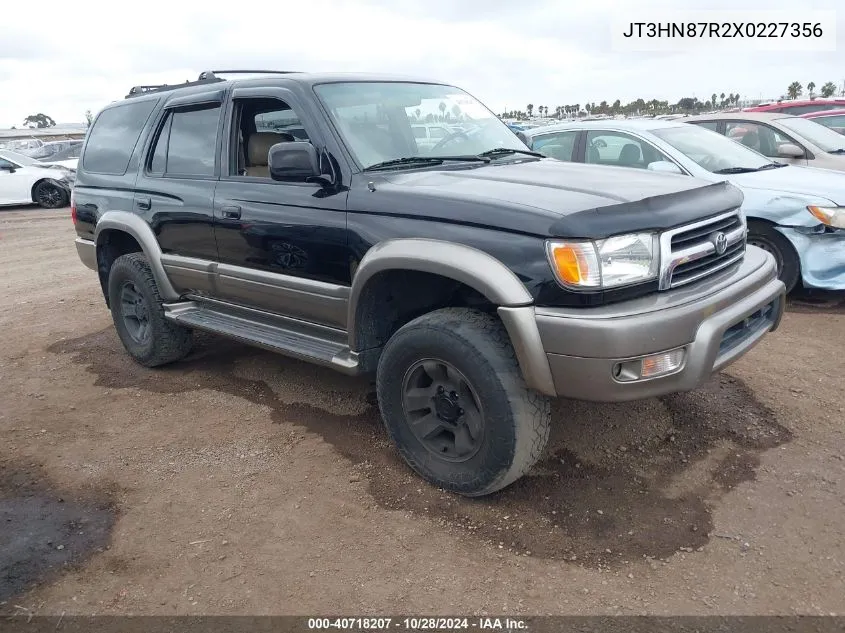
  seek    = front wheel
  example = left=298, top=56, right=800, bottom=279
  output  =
left=33, top=181, right=69, bottom=209
left=376, top=308, right=551, bottom=497
left=747, top=221, right=801, bottom=293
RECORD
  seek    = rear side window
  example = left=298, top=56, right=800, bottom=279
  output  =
left=82, top=101, right=156, bottom=175
left=691, top=121, right=720, bottom=132
left=148, top=105, right=221, bottom=177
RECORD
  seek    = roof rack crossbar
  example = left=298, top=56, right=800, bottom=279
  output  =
left=198, top=70, right=300, bottom=80
left=125, top=76, right=225, bottom=99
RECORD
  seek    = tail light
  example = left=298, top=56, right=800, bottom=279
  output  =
left=70, top=190, right=77, bottom=224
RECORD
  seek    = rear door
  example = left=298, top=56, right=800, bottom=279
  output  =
left=134, top=89, right=225, bottom=294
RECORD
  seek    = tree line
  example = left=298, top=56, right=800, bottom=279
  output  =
left=500, top=81, right=843, bottom=120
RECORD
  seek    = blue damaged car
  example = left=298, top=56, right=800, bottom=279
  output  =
left=517, top=119, right=845, bottom=292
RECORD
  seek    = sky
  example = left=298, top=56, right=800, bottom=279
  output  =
left=0, top=0, right=842, bottom=127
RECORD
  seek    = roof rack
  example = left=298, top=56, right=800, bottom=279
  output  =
left=125, top=69, right=300, bottom=99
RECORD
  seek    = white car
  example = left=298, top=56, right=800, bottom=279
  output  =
left=0, top=149, right=76, bottom=208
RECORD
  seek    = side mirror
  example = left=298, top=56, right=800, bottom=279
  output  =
left=647, top=160, right=683, bottom=175
left=777, top=143, right=804, bottom=158
left=268, top=142, right=332, bottom=184
left=0, top=163, right=15, bottom=173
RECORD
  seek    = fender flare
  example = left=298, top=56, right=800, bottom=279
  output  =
left=347, top=238, right=556, bottom=395
left=94, top=211, right=180, bottom=301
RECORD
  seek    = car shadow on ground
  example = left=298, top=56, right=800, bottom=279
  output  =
left=41, top=327, right=794, bottom=571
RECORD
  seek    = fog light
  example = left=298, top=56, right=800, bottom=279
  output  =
left=640, top=348, right=685, bottom=378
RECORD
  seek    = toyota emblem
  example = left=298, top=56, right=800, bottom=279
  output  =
left=712, top=231, right=728, bottom=255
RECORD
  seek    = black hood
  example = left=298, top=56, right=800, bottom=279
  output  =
left=352, top=159, right=743, bottom=239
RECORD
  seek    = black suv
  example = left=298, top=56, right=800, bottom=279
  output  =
left=72, top=70, right=785, bottom=496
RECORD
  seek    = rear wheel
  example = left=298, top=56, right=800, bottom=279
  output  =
left=376, top=308, right=551, bottom=497
left=108, top=253, right=192, bottom=367
left=747, top=221, right=801, bottom=293
left=33, top=181, right=68, bottom=209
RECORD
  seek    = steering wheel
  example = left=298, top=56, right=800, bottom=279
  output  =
left=429, top=129, right=471, bottom=153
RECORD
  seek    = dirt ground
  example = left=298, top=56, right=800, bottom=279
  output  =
left=1, top=207, right=844, bottom=616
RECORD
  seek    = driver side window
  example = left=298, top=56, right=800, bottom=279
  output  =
left=232, top=98, right=312, bottom=179
left=724, top=121, right=798, bottom=158
left=585, top=130, right=670, bottom=169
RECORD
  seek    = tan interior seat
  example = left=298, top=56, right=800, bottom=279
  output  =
left=246, top=132, right=295, bottom=178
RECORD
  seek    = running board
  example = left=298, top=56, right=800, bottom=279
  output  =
left=163, top=301, right=360, bottom=374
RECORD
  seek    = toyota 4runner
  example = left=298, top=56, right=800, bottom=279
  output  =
left=71, top=70, right=786, bottom=496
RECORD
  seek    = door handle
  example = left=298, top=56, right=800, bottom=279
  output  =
left=136, top=197, right=151, bottom=210
left=221, top=205, right=241, bottom=219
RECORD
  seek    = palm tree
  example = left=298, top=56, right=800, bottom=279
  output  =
left=786, top=82, right=803, bottom=99
left=414, top=108, right=421, bottom=120
left=438, top=101, right=447, bottom=121
left=527, top=104, right=534, bottom=118
left=711, top=93, right=717, bottom=109
left=719, top=92, right=725, bottom=107
left=451, top=104, right=461, bottom=120
left=821, top=81, right=837, bottom=98
left=808, top=81, right=816, bottom=98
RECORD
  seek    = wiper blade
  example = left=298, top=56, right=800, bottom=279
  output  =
left=479, top=147, right=544, bottom=159
left=362, top=155, right=489, bottom=171
left=757, top=162, right=788, bottom=170
left=828, top=148, right=845, bottom=155
left=713, top=166, right=764, bottom=174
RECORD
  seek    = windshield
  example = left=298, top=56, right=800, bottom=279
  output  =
left=651, top=124, right=772, bottom=172
left=777, top=116, right=845, bottom=152
left=314, top=82, right=527, bottom=169
left=0, top=150, right=37, bottom=166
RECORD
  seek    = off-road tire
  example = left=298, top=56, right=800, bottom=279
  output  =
left=33, top=181, right=69, bottom=209
left=376, top=307, right=551, bottom=497
left=108, top=253, right=192, bottom=367
left=747, top=221, right=801, bottom=293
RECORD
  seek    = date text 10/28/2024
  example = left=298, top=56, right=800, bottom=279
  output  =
left=307, top=618, right=527, bottom=631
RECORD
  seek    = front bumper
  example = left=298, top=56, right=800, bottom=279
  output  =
left=511, top=246, right=784, bottom=402
left=778, top=226, right=845, bottom=291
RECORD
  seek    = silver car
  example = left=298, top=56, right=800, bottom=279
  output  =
left=518, top=119, right=845, bottom=293
left=684, top=112, right=845, bottom=172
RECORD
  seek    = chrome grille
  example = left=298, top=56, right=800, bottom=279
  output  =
left=658, top=210, right=747, bottom=290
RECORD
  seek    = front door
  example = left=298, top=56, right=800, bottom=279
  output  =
left=212, top=87, right=351, bottom=329
left=0, top=158, right=35, bottom=205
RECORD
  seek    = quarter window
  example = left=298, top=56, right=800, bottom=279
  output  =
left=82, top=101, right=157, bottom=175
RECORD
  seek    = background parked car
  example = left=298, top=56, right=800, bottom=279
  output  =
left=24, top=140, right=83, bottom=162
left=743, top=98, right=845, bottom=115
left=684, top=112, right=845, bottom=172
left=517, top=119, right=845, bottom=293
left=411, top=123, right=451, bottom=152
left=0, top=149, right=75, bottom=208
left=0, top=138, right=44, bottom=152
left=801, top=109, right=845, bottom=136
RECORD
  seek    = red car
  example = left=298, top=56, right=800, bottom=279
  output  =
left=800, top=108, right=845, bottom=135
left=743, top=98, right=845, bottom=115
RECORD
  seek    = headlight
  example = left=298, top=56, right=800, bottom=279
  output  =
left=546, top=233, right=659, bottom=289
left=807, top=206, right=845, bottom=229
